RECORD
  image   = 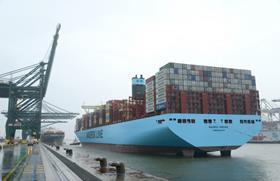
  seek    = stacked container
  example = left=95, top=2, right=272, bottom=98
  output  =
left=82, top=114, right=89, bottom=130
left=105, top=101, right=113, bottom=123
left=82, top=97, right=145, bottom=128
left=75, top=118, right=82, bottom=132
left=77, top=62, right=260, bottom=132
left=118, top=97, right=145, bottom=121
left=145, top=62, right=260, bottom=115
left=145, top=76, right=156, bottom=114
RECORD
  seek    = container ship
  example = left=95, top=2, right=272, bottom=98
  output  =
left=75, top=63, right=261, bottom=157
left=41, top=127, right=65, bottom=145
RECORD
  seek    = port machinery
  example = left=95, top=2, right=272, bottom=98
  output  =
left=0, top=24, right=78, bottom=139
left=261, top=98, right=280, bottom=121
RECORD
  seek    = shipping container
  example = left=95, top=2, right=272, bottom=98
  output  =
left=149, top=62, right=259, bottom=115
left=145, top=76, right=156, bottom=113
left=77, top=62, right=260, bottom=131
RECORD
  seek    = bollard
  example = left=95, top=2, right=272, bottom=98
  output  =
left=64, top=148, right=73, bottom=156
left=95, top=157, right=107, bottom=173
left=56, top=145, right=60, bottom=150
left=68, top=149, right=73, bottom=156
left=110, top=162, right=125, bottom=179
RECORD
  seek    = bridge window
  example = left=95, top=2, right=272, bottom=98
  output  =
left=229, top=120, right=232, bottom=124
left=240, top=120, right=243, bottom=124
left=191, top=119, right=195, bottom=124
left=208, top=119, right=212, bottom=124
left=169, top=118, right=172, bottom=121
left=204, top=119, right=207, bottom=124
left=183, top=119, right=186, bottom=123
left=178, top=119, right=182, bottom=123
left=225, top=119, right=228, bottom=124
left=187, top=119, right=191, bottom=123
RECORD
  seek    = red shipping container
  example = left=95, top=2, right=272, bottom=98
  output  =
left=146, top=75, right=155, bottom=83
left=202, top=93, right=209, bottom=114
left=244, top=94, right=251, bottom=114
left=198, top=70, right=203, bottom=77
left=225, top=94, right=232, bottom=114
left=180, top=91, right=187, bottom=113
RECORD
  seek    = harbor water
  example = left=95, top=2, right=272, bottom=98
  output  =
left=69, top=143, right=279, bottom=181
left=0, top=143, right=279, bottom=180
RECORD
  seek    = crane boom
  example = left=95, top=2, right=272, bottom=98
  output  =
left=43, top=24, right=61, bottom=97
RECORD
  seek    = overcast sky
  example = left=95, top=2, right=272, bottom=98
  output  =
left=0, top=0, right=280, bottom=140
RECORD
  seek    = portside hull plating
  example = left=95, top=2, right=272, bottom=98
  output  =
left=76, top=113, right=261, bottom=154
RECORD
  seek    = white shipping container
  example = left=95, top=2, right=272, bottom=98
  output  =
left=178, top=68, right=182, bottom=74
left=174, top=63, right=183, bottom=69
left=198, top=87, right=204, bottom=91
left=146, top=101, right=154, bottom=107
left=156, top=98, right=167, bottom=104
left=224, top=88, right=231, bottom=93
left=146, top=106, right=155, bottom=113
left=242, top=90, right=250, bottom=94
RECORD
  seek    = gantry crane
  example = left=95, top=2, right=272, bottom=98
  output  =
left=1, top=100, right=79, bottom=138
left=260, top=98, right=280, bottom=121
left=0, top=24, right=62, bottom=139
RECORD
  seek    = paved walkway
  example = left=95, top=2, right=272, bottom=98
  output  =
left=20, top=144, right=45, bottom=181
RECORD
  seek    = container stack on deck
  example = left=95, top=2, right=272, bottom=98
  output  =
left=146, top=62, right=260, bottom=115
left=75, top=75, right=146, bottom=131
left=75, top=62, right=260, bottom=131
left=145, top=76, right=156, bottom=114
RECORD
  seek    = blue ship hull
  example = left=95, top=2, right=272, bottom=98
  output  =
left=76, top=113, right=261, bottom=155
